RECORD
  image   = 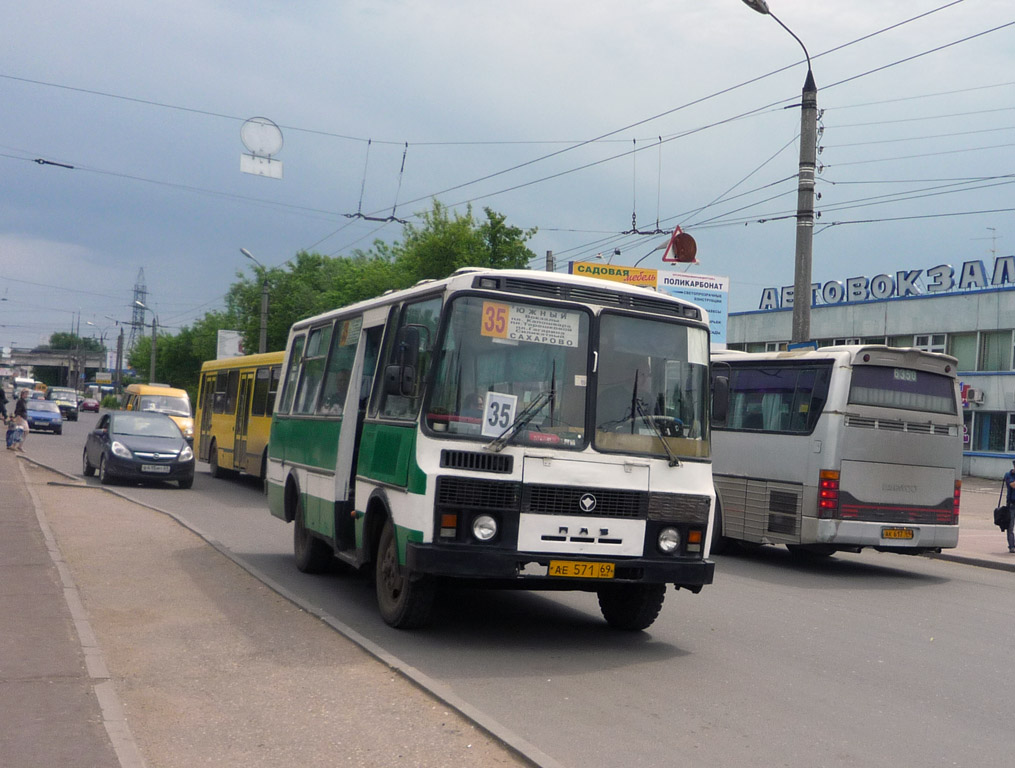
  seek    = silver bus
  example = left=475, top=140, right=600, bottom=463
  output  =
left=710, top=345, right=962, bottom=557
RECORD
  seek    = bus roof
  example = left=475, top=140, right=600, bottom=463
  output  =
left=714, top=344, right=958, bottom=375
left=290, top=267, right=709, bottom=332
left=200, top=351, right=285, bottom=373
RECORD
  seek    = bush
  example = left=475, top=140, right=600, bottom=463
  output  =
left=100, top=395, right=121, bottom=410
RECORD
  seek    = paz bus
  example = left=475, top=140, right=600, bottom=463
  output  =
left=196, top=351, right=284, bottom=479
left=710, top=345, right=962, bottom=557
left=267, top=267, right=725, bottom=629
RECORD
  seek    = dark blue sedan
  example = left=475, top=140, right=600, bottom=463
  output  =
left=83, top=411, right=195, bottom=489
left=26, top=400, right=63, bottom=434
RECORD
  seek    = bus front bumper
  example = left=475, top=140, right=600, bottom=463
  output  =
left=406, top=543, right=715, bottom=589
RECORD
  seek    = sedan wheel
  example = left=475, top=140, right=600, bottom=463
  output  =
left=82, top=449, right=95, bottom=477
left=98, top=455, right=113, bottom=485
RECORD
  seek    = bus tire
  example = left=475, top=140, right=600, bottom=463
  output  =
left=209, top=440, right=224, bottom=478
left=709, top=499, right=732, bottom=555
left=375, top=518, right=435, bottom=629
left=597, top=583, right=666, bottom=631
left=293, top=494, right=332, bottom=574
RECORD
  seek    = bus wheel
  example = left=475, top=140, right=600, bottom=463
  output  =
left=209, top=440, right=224, bottom=478
left=597, top=583, right=666, bottom=631
left=293, top=495, right=332, bottom=574
left=375, top=518, right=435, bottom=629
left=709, top=500, right=732, bottom=555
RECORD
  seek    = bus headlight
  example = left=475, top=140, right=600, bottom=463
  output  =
left=658, top=527, right=681, bottom=554
left=472, top=514, right=498, bottom=542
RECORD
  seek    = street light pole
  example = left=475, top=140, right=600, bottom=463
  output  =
left=240, top=248, right=269, bottom=354
left=742, top=0, right=818, bottom=344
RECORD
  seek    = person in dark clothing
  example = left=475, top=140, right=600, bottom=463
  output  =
left=12, top=389, right=29, bottom=451
left=1003, top=459, right=1015, bottom=553
left=0, top=386, right=7, bottom=419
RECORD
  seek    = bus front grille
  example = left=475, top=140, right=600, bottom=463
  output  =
left=436, top=476, right=521, bottom=511
left=523, top=485, right=647, bottom=519
left=440, top=450, right=514, bottom=474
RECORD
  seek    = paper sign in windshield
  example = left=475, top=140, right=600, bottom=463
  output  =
left=480, top=301, right=579, bottom=347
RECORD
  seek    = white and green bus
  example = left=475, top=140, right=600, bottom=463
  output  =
left=267, top=268, right=724, bottom=629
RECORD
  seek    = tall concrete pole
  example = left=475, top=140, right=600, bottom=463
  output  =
left=792, top=71, right=818, bottom=344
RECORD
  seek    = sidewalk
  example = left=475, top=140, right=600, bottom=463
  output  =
left=1, top=448, right=529, bottom=768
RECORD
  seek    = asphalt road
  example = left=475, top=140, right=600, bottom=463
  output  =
left=29, top=412, right=1015, bottom=767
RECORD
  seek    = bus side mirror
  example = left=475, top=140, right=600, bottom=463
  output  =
left=711, top=375, right=729, bottom=425
left=383, top=326, right=421, bottom=397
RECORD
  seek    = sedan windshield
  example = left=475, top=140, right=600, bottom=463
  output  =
left=113, top=414, right=183, bottom=438
left=594, top=313, right=711, bottom=459
left=426, top=295, right=590, bottom=449
left=30, top=401, right=61, bottom=413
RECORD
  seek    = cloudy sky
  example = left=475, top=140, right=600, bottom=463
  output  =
left=2, top=1, right=1012, bottom=348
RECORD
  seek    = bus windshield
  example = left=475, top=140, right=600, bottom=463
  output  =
left=139, top=395, right=191, bottom=416
left=426, top=295, right=590, bottom=448
left=848, top=365, right=956, bottom=415
left=594, top=313, right=711, bottom=459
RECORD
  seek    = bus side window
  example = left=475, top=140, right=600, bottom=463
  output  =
left=378, top=296, right=442, bottom=420
left=251, top=368, right=270, bottom=417
left=213, top=372, right=229, bottom=414
left=278, top=336, right=306, bottom=415
left=225, top=370, right=240, bottom=414
left=293, top=324, right=334, bottom=414
left=318, top=316, right=362, bottom=417
left=267, top=365, right=281, bottom=414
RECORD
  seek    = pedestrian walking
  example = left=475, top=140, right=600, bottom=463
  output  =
left=1003, top=459, right=1015, bottom=553
left=0, top=385, right=8, bottom=419
left=12, top=389, right=29, bottom=451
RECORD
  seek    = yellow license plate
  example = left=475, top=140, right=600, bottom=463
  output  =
left=881, top=527, right=914, bottom=540
left=548, top=560, right=615, bottom=579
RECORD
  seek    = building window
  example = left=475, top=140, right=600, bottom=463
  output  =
left=832, top=337, right=861, bottom=345
left=978, top=330, right=1013, bottom=372
left=948, top=332, right=977, bottom=371
left=888, top=334, right=912, bottom=347
left=764, top=341, right=788, bottom=352
left=862, top=336, right=887, bottom=345
left=1008, top=414, right=1015, bottom=452
left=973, top=411, right=1008, bottom=451
left=914, top=334, right=946, bottom=354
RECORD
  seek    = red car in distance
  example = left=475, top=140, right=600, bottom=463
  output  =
left=79, top=397, right=101, bottom=413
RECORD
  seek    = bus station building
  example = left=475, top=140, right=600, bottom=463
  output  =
left=727, top=255, right=1015, bottom=479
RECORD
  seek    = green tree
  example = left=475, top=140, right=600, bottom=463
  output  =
left=44, top=332, right=103, bottom=352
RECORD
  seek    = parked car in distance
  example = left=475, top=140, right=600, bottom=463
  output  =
left=79, top=397, right=100, bottom=413
left=47, top=387, right=80, bottom=421
left=26, top=400, right=63, bottom=434
left=83, top=411, right=194, bottom=488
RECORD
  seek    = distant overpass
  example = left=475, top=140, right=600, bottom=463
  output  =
left=2, top=347, right=108, bottom=386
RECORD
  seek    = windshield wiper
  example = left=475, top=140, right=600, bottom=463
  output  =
left=484, top=389, right=552, bottom=453
left=632, top=397, right=681, bottom=467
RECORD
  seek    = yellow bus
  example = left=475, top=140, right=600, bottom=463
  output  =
left=196, top=352, right=284, bottom=479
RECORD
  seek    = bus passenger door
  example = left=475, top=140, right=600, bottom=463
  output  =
left=198, top=373, right=216, bottom=462
left=234, top=372, right=254, bottom=472
left=333, top=315, right=384, bottom=550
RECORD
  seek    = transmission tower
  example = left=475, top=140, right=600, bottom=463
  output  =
left=127, top=268, right=148, bottom=353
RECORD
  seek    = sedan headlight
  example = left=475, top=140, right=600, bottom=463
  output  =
left=111, top=441, right=132, bottom=459
left=179, top=445, right=194, bottom=462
